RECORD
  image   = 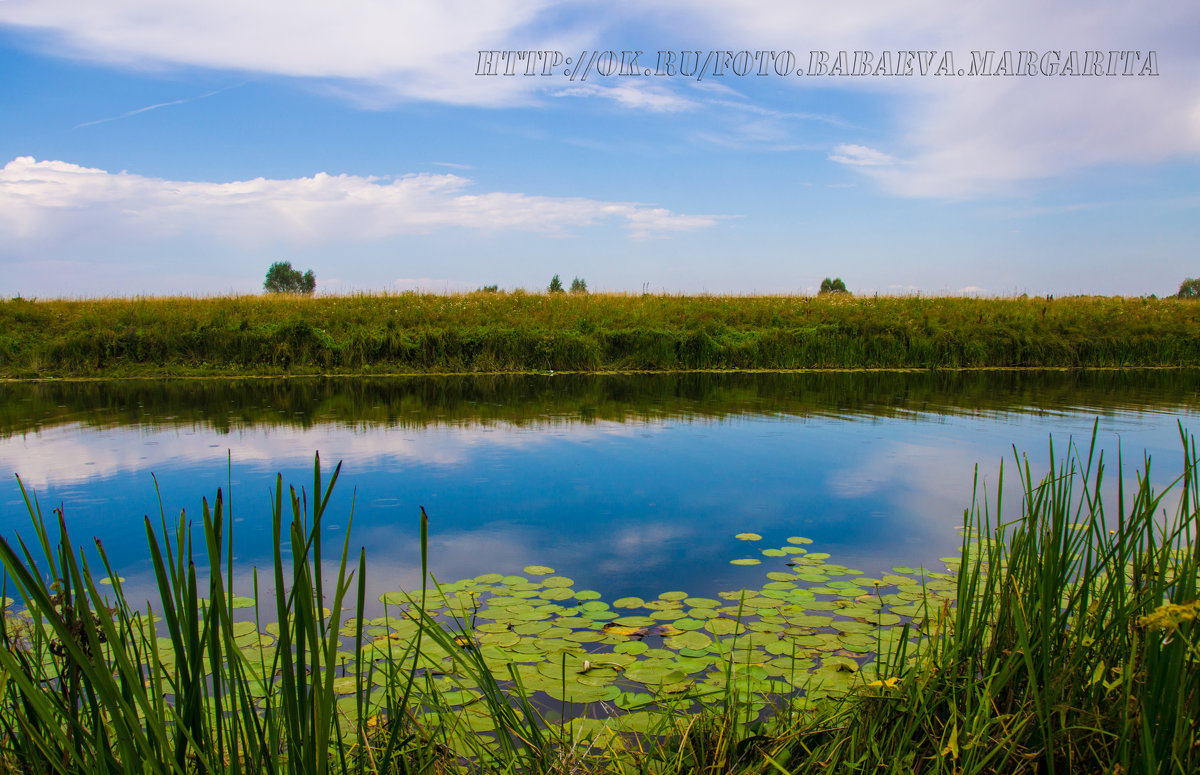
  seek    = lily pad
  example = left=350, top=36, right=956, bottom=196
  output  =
left=625, top=665, right=687, bottom=686
left=664, top=631, right=713, bottom=651
left=523, top=565, right=554, bottom=576
left=672, top=618, right=706, bottom=631
left=704, top=618, right=746, bottom=636
left=735, top=533, right=763, bottom=541
left=730, top=559, right=761, bottom=566
left=614, top=641, right=648, bottom=655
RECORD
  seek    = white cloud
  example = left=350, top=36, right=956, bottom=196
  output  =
left=828, top=144, right=896, bottom=167
left=2, top=1, right=1198, bottom=196
left=0, top=0, right=575, bottom=107
left=553, top=84, right=697, bottom=112
left=652, top=0, right=1200, bottom=197
left=0, top=156, right=721, bottom=249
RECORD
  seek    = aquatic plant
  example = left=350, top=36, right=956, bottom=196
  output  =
left=0, top=425, right=1196, bottom=772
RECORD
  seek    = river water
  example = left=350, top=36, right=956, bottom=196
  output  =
left=1, top=370, right=1197, bottom=609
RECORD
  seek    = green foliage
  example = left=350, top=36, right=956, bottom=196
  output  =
left=793, top=424, right=1200, bottom=773
left=569, top=277, right=588, bottom=294
left=819, top=277, right=848, bottom=295
left=1178, top=277, right=1200, bottom=299
left=265, top=261, right=316, bottom=295
left=477, top=284, right=499, bottom=293
left=0, top=430, right=1198, bottom=772
left=548, top=274, right=564, bottom=293
left=2, top=294, right=1200, bottom=378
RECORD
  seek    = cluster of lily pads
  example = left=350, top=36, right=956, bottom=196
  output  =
left=1, top=534, right=962, bottom=743
left=317, top=534, right=963, bottom=730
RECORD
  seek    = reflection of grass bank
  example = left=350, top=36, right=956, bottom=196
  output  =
left=1, top=428, right=1197, bottom=773
left=3, top=292, right=1200, bottom=378
left=3, top=369, right=1200, bottom=439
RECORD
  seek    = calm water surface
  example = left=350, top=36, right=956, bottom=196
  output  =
left=1, top=371, right=1197, bottom=609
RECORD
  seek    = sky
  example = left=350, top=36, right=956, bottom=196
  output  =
left=0, top=1, right=1198, bottom=298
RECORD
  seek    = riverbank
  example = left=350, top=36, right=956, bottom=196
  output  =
left=2, top=292, right=1198, bottom=378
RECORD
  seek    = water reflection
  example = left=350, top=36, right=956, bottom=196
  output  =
left=1, top=370, right=1197, bottom=611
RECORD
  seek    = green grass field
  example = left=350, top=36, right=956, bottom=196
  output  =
left=2, top=292, right=1199, bottom=378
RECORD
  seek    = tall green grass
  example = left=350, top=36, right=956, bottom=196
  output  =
left=0, top=427, right=1197, bottom=772
left=788, top=424, right=1200, bottom=773
left=2, top=292, right=1199, bottom=377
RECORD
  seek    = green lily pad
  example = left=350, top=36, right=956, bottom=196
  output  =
left=523, top=565, right=554, bottom=576
left=731, top=559, right=761, bottom=566
left=613, top=596, right=644, bottom=609
left=672, top=618, right=706, bottom=631
left=664, top=631, right=713, bottom=651
left=543, top=576, right=574, bottom=589
left=735, top=533, right=762, bottom=541
left=625, top=665, right=687, bottom=686
left=787, top=537, right=813, bottom=545
left=704, top=618, right=746, bottom=636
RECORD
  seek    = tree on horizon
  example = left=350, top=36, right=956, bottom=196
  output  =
left=264, top=261, right=316, bottom=294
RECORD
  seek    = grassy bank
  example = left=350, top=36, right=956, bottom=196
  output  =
left=0, top=429, right=1197, bottom=772
left=2, top=292, right=1199, bottom=378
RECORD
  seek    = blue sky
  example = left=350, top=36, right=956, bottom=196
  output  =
left=1, top=1, right=1197, bottom=298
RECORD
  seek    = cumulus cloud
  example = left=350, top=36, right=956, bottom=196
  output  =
left=0, top=156, right=721, bottom=248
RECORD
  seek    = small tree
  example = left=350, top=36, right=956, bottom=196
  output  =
left=819, top=277, right=848, bottom=295
left=570, top=277, right=588, bottom=294
left=1178, top=277, right=1200, bottom=299
left=548, top=274, right=564, bottom=293
left=264, top=261, right=316, bottom=295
